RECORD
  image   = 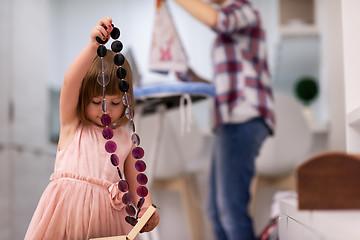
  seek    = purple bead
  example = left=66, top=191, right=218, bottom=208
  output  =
left=102, top=127, right=114, bottom=140
left=131, top=133, right=140, bottom=146
left=122, top=192, right=133, bottom=204
left=125, top=107, right=134, bottom=120
left=118, top=180, right=129, bottom=192
left=111, top=154, right=119, bottom=166
left=136, top=186, right=148, bottom=198
left=122, top=94, right=133, bottom=106
left=105, top=141, right=117, bottom=153
left=135, top=160, right=146, bottom=172
left=137, top=197, right=145, bottom=209
left=137, top=173, right=148, bottom=185
left=101, top=114, right=112, bottom=126
left=125, top=216, right=138, bottom=226
left=126, top=204, right=136, bottom=216
left=132, top=147, right=144, bottom=159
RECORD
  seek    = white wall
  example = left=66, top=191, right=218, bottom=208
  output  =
left=0, top=0, right=55, bottom=239
left=48, top=0, right=215, bottom=89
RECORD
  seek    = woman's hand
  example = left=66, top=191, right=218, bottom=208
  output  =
left=176, top=68, right=195, bottom=82
left=89, top=17, right=113, bottom=46
left=139, top=206, right=160, bottom=233
left=176, top=68, right=211, bottom=84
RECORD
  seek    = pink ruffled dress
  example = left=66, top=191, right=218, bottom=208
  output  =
left=25, top=124, right=138, bottom=240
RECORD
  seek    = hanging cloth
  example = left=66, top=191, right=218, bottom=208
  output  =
left=148, top=0, right=188, bottom=73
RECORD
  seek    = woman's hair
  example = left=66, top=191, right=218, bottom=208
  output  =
left=77, top=50, right=134, bottom=127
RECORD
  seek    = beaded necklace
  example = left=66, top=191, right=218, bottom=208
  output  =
left=96, top=24, right=148, bottom=226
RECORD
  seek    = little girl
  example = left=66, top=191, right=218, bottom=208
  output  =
left=25, top=17, right=159, bottom=240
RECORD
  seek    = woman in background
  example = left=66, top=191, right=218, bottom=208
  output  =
left=173, top=0, right=275, bottom=239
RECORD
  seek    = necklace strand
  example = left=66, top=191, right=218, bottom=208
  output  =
left=96, top=24, right=148, bottom=226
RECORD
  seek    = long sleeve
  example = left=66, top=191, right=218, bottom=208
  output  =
left=213, top=1, right=260, bottom=34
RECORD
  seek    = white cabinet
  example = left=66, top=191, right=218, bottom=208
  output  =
left=279, top=198, right=360, bottom=240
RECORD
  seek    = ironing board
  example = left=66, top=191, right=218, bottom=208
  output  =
left=134, top=82, right=215, bottom=115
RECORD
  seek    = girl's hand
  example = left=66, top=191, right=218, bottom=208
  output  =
left=89, top=17, right=113, bottom=46
left=139, top=207, right=160, bottom=233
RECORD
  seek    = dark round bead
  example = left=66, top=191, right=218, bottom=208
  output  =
left=97, top=45, right=107, bottom=57
left=96, top=36, right=109, bottom=45
left=110, top=27, right=120, bottom=39
left=111, top=40, right=123, bottom=53
left=119, top=80, right=129, bottom=92
left=116, top=67, right=127, bottom=79
left=132, top=147, right=144, bottom=159
left=114, top=53, right=125, bottom=66
left=137, top=173, right=148, bottom=185
left=118, top=179, right=129, bottom=192
left=105, top=141, right=117, bottom=153
left=101, top=114, right=112, bottom=126
left=137, top=197, right=145, bottom=209
left=122, top=192, right=133, bottom=205
left=135, top=160, right=146, bottom=172
left=102, top=127, right=114, bottom=140
left=111, top=154, right=119, bottom=166
left=125, top=216, right=138, bottom=226
left=136, top=186, right=148, bottom=198
left=126, top=204, right=136, bottom=216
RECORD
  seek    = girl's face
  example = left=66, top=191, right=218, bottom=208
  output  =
left=86, top=95, right=124, bottom=127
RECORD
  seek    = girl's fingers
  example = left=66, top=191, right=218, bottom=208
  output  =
left=98, top=25, right=109, bottom=38
left=140, top=211, right=160, bottom=233
left=92, top=26, right=107, bottom=41
left=98, top=17, right=113, bottom=35
left=90, top=17, right=113, bottom=44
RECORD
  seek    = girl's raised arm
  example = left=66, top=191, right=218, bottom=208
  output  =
left=59, top=17, right=113, bottom=128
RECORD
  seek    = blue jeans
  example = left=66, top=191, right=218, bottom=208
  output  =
left=208, top=118, right=270, bottom=240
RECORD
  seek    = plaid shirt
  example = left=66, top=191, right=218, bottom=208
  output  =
left=212, top=0, right=275, bottom=133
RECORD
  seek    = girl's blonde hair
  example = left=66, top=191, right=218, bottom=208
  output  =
left=77, top=50, right=134, bottom=127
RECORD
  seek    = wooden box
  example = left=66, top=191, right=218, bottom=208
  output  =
left=297, top=151, right=360, bottom=209
left=90, top=205, right=156, bottom=240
